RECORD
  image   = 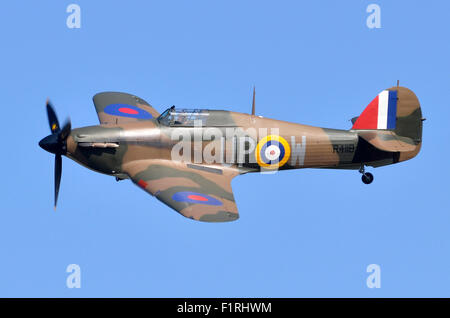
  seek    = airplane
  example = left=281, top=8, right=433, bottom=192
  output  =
left=39, top=85, right=423, bottom=222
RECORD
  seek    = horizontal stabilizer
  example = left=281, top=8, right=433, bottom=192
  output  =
left=357, top=130, right=416, bottom=152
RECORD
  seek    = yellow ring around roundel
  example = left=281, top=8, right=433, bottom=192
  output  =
left=256, top=135, right=291, bottom=168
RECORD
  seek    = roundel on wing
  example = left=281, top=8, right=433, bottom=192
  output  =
left=256, top=135, right=291, bottom=169
left=172, top=191, right=223, bottom=206
left=103, top=104, right=152, bottom=119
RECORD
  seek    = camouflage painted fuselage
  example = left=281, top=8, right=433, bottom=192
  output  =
left=66, top=115, right=414, bottom=176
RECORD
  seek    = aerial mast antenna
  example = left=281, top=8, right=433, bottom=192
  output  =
left=251, top=86, right=256, bottom=116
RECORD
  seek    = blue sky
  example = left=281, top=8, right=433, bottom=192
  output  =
left=0, top=1, right=449, bottom=297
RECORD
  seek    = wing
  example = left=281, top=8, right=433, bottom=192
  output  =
left=122, top=160, right=240, bottom=222
left=93, top=92, right=160, bottom=125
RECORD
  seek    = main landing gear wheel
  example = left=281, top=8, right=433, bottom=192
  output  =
left=361, top=172, right=374, bottom=184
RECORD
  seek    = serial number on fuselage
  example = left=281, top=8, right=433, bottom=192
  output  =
left=332, top=144, right=355, bottom=153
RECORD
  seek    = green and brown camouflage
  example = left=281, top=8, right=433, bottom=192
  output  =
left=40, top=86, right=423, bottom=222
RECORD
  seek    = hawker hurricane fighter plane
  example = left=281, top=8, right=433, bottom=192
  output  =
left=39, top=86, right=423, bottom=222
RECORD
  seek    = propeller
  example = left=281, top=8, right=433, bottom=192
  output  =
left=39, top=100, right=71, bottom=210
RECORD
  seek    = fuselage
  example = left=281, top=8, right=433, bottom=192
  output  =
left=64, top=110, right=406, bottom=178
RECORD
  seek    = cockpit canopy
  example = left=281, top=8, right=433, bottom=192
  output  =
left=157, top=106, right=238, bottom=127
left=157, top=106, right=210, bottom=126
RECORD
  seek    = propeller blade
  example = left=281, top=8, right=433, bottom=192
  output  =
left=46, top=99, right=60, bottom=134
left=54, top=154, right=62, bottom=210
left=43, top=99, right=68, bottom=210
left=59, top=119, right=71, bottom=142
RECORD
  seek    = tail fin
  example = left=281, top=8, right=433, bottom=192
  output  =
left=352, top=89, right=398, bottom=130
left=352, top=87, right=422, bottom=141
left=351, top=86, right=423, bottom=162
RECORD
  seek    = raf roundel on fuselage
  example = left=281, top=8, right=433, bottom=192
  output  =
left=256, top=135, right=291, bottom=169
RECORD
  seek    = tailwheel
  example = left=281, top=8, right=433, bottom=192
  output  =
left=359, top=164, right=374, bottom=184
left=361, top=172, right=374, bottom=185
